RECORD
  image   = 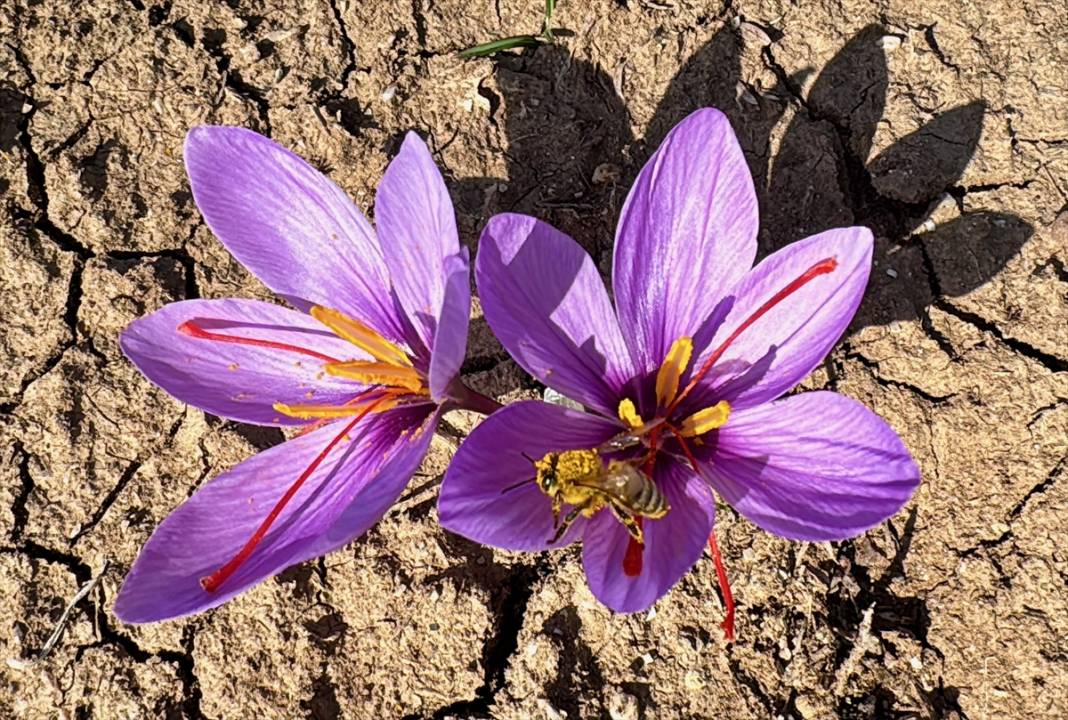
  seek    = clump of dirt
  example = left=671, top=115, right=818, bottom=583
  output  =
left=2, top=0, right=1065, bottom=718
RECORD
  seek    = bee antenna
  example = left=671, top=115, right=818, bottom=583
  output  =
left=500, top=476, right=535, bottom=495
left=520, top=451, right=537, bottom=464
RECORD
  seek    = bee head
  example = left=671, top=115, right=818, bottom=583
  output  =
left=533, top=452, right=560, bottom=494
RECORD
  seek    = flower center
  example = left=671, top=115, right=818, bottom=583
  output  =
left=612, top=255, right=839, bottom=599
left=179, top=305, right=433, bottom=593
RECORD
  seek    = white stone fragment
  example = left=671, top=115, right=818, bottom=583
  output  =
left=879, top=35, right=903, bottom=51
left=265, top=28, right=299, bottom=43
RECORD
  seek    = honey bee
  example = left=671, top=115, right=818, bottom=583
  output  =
left=530, top=448, right=669, bottom=545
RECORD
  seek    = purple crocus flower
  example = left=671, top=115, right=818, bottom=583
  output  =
left=438, top=108, right=920, bottom=627
left=115, top=128, right=495, bottom=623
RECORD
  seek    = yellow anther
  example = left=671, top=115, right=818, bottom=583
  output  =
left=311, top=306, right=413, bottom=368
left=678, top=400, right=731, bottom=437
left=324, top=360, right=424, bottom=393
left=617, top=398, right=643, bottom=430
left=273, top=394, right=401, bottom=420
left=655, top=336, right=693, bottom=408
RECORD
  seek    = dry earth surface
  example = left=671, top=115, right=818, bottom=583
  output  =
left=2, top=0, right=1066, bottom=718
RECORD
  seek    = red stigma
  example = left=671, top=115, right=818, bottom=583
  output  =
left=708, top=530, right=735, bottom=641
left=623, top=518, right=644, bottom=577
left=178, top=319, right=342, bottom=364
left=199, top=396, right=383, bottom=593
left=672, top=256, right=838, bottom=412
left=663, top=424, right=734, bottom=640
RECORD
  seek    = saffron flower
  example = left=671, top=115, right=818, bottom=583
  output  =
left=115, top=128, right=495, bottom=623
left=438, top=109, right=920, bottom=631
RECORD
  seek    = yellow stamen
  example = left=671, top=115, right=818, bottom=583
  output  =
left=274, top=394, right=401, bottom=420
left=324, top=361, right=424, bottom=393
left=678, top=400, right=731, bottom=437
left=655, top=336, right=693, bottom=408
left=311, top=306, right=413, bottom=368
left=617, top=398, right=643, bottom=430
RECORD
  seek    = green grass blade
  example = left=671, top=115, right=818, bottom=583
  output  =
left=458, top=34, right=542, bottom=58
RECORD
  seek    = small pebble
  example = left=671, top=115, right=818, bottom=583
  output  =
left=878, top=35, right=903, bottom=51
left=592, top=163, right=621, bottom=184
left=380, top=85, right=397, bottom=102
left=739, top=22, right=772, bottom=48
left=238, top=43, right=260, bottom=62
left=886, top=268, right=898, bottom=278
left=736, top=82, right=759, bottom=107
left=265, top=28, right=299, bottom=43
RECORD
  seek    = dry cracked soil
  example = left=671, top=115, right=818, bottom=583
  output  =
left=1, top=0, right=1066, bottom=718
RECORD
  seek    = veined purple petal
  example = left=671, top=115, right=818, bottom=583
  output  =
left=376, top=132, right=461, bottom=349
left=120, top=299, right=367, bottom=426
left=476, top=213, right=636, bottom=416
left=306, top=409, right=441, bottom=556
left=613, top=108, right=758, bottom=377
left=706, top=391, right=919, bottom=541
left=429, top=249, right=471, bottom=403
left=582, top=458, right=716, bottom=613
left=114, top=405, right=435, bottom=623
left=184, top=126, right=404, bottom=342
left=438, top=400, right=620, bottom=551
left=691, top=227, right=873, bottom=410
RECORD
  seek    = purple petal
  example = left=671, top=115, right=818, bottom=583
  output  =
left=476, top=213, right=635, bottom=415
left=707, top=391, right=920, bottom=541
left=184, top=126, right=403, bottom=341
left=438, top=400, right=620, bottom=551
left=582, top=458, right=715, bottom=613
left=307, top=410, right=442, bottom=556
left=429, top=249, right=471, bottom=403
left=121, top=299, right=366, bottom=426
left=613, top=108, right=758, bottom=376
left=692, top=227, right=873, bottom=410
left=114, top=406, right=436, bottom=623
left=375, top=132, right=461, bottom=348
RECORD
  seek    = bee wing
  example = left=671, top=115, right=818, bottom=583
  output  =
left=596, top=431, right=642, bottom=453
left=574, top=470, right=635, bottom=505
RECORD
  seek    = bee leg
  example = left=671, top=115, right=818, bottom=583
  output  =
left=549, top=505, right=585, bottom=544
left=550, top=495, right=563, bottom=528
left=609, top=502, right=645, bottom=545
